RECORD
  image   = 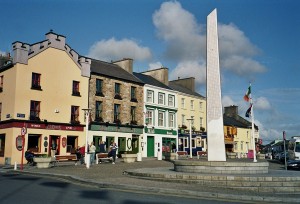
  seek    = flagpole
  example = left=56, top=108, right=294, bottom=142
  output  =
left=250, top=95, right=257, bottom=162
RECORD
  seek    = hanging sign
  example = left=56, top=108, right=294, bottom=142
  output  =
left=16, top=135, right=24, bottom=151
left=62, top=137, right=67, bottom=148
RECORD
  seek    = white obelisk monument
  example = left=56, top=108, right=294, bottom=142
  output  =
left=206, top=9, right=226, bottom=161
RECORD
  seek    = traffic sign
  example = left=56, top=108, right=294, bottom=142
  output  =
left=21, top=126, right=27, bottom=136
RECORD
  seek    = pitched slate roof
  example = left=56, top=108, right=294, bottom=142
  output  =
left=223, top=114, right=258, bottom=130
left=91, top=59, right=144, bottom=84
left=133, top=72, right=173, bottom=90
left=168, top=82, right=205, bottom=98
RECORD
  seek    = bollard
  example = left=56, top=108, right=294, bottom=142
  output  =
left=14, top=162, right=17, bottom=170
left=86, top=154, right=91, bottom=169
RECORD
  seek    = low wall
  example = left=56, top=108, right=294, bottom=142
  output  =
left=174, top=160, right=269, bottom=174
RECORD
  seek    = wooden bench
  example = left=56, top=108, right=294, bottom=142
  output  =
left=96, top=153, right=112, bottom=164
left=197, top=151, right=207, bottom=159
left=54, top=154, right=78, bottom=166
left=176, top=151, right=188, bottom=159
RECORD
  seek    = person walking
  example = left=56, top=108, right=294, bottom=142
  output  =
left=89, top=141, right=96, bottom=165
left=109, top=142, right=118, bottom=164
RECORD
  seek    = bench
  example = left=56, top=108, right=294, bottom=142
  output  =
left=54, top=154, right=78, bottom=166
left=96, top=153, right=112, bottom=164
left=197, top=151, right=207, bottom=159
left=176, top=151, right=188, bottom=159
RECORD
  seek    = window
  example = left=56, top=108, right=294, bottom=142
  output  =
left=191, top=100, right=194, bottom=110
left=158, top=111, right=164, bottom=126
left=168, top=112, right=175, bottom=128
left=71, top=106, right=80, bottom=124
left=130, top=106, right=136, bottom=124
left=181, top=98, right=185, bottom=108
left=114, top=83, right=122, bottom=99
left=0, top=134, right=5, bottom=157
left=191, top=116, right=194, bottom=125
left=131, top=86, right=137, bottom=102
left=199, top=102, right=203, bottom=111
left=182, top=114, right=185, bottom=125
left=114, top=104, right=120, bottom=123
left=0, top=75, right=3, bottom=92
left=72, top=81, right=80, bottom=96
left=168, top=95, right=175, bottom=107
left=67, top=136, right=78, bottom=153
left=31, top=73, right=41, bottom=90
left=96, top=79, right=103, bottom=96
left=0, top=103, right=1, bottom=121
left=200, top=117, right=203, bottom=128
left=146, top=110, right=154, bottom=126
left=95, top=101, right=103, bottom=122
left=30, top=100, right=40, bottom=121
left=27, top=134, right=41, bottom=152
left=146, top=90, right=154, bottom=103
left=158, top=93, right=165, bottom=105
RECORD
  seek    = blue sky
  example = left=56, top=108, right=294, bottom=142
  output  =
left=1, top=0, right=300, bottom=144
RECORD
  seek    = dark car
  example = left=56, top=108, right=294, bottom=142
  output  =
left=287, top=160, right=300, bottom=170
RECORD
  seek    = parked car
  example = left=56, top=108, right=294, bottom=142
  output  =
left=279, top=151, right=289, bottom=163
left=287, top=160, right=300, bottom=170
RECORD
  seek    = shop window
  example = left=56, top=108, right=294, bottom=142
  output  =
left=0, top=134, right=5, bottom=157
left=27, top=134, right=41, bottom=152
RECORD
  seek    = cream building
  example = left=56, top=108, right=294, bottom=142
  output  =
left=169, top=78, right=207, bottom=154
left=0, top=31, right=90, bottom=165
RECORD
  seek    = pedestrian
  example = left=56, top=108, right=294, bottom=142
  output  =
left=99, top=141, right=106, bottom=153
left=172, top=142, right=176, bottom=153
left=51, top=140, right=57, bottom=157
left=108, top=142, right=118, bottom=164
left=89, top=141, right=96, bottom=165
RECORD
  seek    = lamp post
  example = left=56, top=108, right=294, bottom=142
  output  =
left=82, top=108, right=91, bottom=169
left=187, top=118, right=194, bottom=159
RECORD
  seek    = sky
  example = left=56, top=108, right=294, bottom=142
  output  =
left=1, top=0, right=300, bottom=144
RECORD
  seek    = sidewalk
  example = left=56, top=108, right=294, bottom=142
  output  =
left=1, top=158, right=300, bottom=203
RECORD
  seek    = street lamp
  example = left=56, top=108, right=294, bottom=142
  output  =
left=187, top=118, right=194, bottom=159
left=82, top=108, right=91, bottom=169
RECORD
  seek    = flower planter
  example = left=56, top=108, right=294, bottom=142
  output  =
left=121, top=154, right=137, bottom=163
left=33, top=157, right=52, bottom=168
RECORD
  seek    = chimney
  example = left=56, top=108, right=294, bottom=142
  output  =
left=142, top=67, right=169, bottom=85
left=224, top=105, right=239, bottom=116
left=79, top=57, right=91, bottom=77
left=112, top=58, right=133, bottom=73
left=12, top=41, right=29, bottom=65
left=169, top=77, right=195, bottom=92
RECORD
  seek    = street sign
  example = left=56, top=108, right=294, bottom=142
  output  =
left=21, top=126, right=27, bottom=136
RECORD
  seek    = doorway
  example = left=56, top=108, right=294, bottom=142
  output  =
left=49, top=135, right=60, bottom=156
left=147, top=136, right=154, bottom=157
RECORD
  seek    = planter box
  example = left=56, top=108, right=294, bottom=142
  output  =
left=121, top=154, right=137, bottom=163
left=33, top=157, right=52, bottom=168
left=164, top=152, right=177, bottom=161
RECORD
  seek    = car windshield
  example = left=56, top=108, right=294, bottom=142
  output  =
left=296, top=142, right=300, bottom=152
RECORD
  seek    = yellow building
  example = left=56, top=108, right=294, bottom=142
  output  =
left=223, top=106, right=259, bottom=158
left=169, top=78, right=207, bottom=153
left=0, top=31, right=90, bottom=165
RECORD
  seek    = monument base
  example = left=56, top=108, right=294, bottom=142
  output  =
left=174, top=160, right=269, bottom=174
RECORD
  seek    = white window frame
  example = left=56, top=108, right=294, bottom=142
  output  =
left=146, top=90, right=154, bottom=103
left=146, top=109, right=154, bottom=126
left=168, top=112, right=175, bottom=128
left=168, top=95, right=175, bottom=107
left=158, top=110, right=164, bottom=127
left=158, top=92, right=165, bottom=105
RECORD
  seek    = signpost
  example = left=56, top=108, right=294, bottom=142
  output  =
left=20, top=125, right=27, bottom=170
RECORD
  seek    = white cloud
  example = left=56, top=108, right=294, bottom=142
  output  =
left=148, top=62, right=163, bottom=70
left=169, top=60, right=206, bottom=84
left=152, top=1, right=266, bottom=81
left=0, top=50, right=5, bottom=56
left=222, top=95, right=236, bottom=107
left=254, top=97, right=271, bottom=110
left=88, top=38, right=152, bottom=62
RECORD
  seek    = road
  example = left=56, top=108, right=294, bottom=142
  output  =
left=0, top=172, right=252, bottom=204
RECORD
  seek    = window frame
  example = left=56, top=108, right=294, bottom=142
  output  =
left=30, top=100, right=40, bottom=121
left=158, top=92, right=165, bottom=105
left=130, top=106, right=136, bottom=124
left=31, top=72, right=41, bottom=90
left=168, top=95, right=175, bottom=107
left=95, top=101, right=103, bottom=122
left=131, top=86, right=137, bottom=102
left=146, top=109, right=154, bottom=126
left=168, top=112, right=175, bottom=128
left=95, top=79, right=104, bottom=96
left=72, top=81, right=80, bottom=96
left=114, top=104, right=121, bottom=123
left=146, top=90, right=154, bottom=103
left=71, top=105, right=80, bottom=124
left=158, top=110, right=165, bottom=127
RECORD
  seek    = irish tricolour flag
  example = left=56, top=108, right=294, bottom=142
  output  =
left=243, top=85, right=251, bottom=102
